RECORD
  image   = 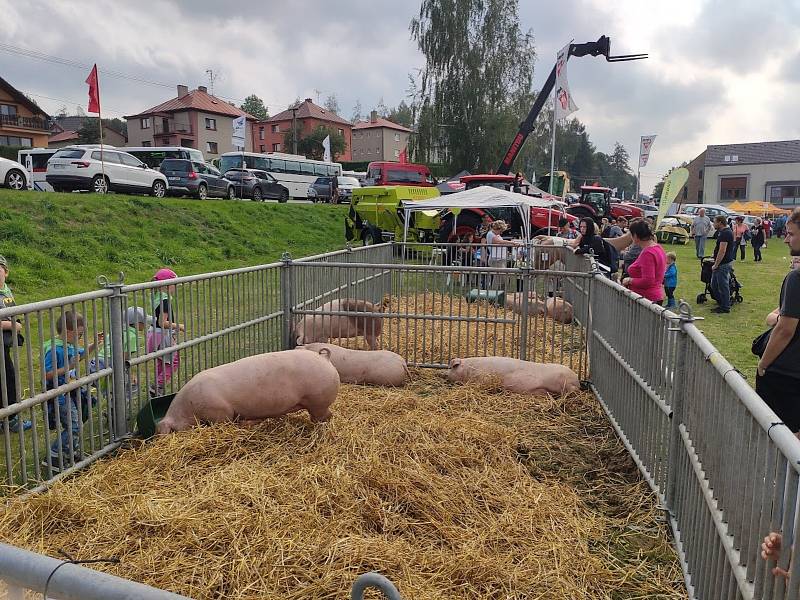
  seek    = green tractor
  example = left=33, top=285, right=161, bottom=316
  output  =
left=345, top=185, right=442, bottom=247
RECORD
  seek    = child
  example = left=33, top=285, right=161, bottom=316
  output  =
left=147, top=269, right=185, bottom=396
left=664, top=252, right=678, bottom=309
left=0, top=255, right=31, bottom=432
left=89, top=306, right=150, bottom=399
left=43, top=310, right=103, bottom=470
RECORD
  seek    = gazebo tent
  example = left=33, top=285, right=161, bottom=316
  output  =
left=400, top=185, right=557, bottom=243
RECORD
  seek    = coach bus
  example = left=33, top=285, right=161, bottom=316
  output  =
left=218, top=151, right=342, bottom=200
left=124, top=146, right=205, bottom=169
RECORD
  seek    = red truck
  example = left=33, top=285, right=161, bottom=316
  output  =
left=365, top=161, right=434, bottom=187
left=566, top=185, right=643, bottom=223
left=436, top=174, right=578, bottom=241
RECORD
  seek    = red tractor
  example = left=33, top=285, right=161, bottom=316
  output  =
left=566, top=185, right=644, bottom=223
left=436, top=174, right=578, bottom=242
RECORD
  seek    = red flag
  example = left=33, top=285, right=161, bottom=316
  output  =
left=398, top=147, right=407, bottom=164
left=85, top=64, right=100, bottom=114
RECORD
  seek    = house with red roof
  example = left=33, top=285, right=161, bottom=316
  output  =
left=253, top=98, right=352, bottom=161
left=351, top=111, right=412, bottom=163
left=124, top=85, right=255, bottom=158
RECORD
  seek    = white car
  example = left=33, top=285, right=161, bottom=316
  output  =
left=46, top=146, right=168, bottom=197
left=622, top=202, right=659, bottom=219
left=336, top=176, right=361, bottom=203
left=0, top=156, right=30, bottom=191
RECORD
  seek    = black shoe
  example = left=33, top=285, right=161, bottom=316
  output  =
left=711, top=307, right=730, bottom=314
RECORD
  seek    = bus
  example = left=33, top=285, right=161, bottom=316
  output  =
left=17, top=148, right=57, bottom=191
left=219, top=151, right=342, bottom=199
left=124, top=146, right=205, bottom=169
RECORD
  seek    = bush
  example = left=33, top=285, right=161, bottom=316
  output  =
left=0, top=146, right=28, bottom=162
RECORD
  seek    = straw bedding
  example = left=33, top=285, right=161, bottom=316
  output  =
left=0, top=370, right=684, bottom=599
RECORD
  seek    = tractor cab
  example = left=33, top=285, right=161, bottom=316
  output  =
left=579, top=185, right=612, bottom=214
left=460, top=174, right=529, bottom=194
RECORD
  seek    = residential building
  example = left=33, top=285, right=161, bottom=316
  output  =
left=124, top=85, right=254, bottom=158
left=677, top=150, right=706, bottom=204
left=702, top=140, right=800, bottom=209
left=351, top=111, right=412, bottom=162
left=48, top=116, right=127, bottom=148
left=254, top=98, right=352, bottom=160
left=0, top=76, right=50, bottom=148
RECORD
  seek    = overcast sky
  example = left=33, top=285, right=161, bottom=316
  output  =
left=2, top=0, right=799, bottom=192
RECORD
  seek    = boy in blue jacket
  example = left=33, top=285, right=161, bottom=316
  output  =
left=664, top=252, right=678, bottom=309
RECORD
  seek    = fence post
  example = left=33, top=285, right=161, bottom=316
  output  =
left=280, top=252, right=294, bottom=350
left=519, top=265, right=530, bottom=361
left=98, top=273, right=128, bottom=440
left=665, top=301, right=694, bottom=509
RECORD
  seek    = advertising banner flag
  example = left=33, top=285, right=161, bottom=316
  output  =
left=657, top=167, right=689, bottom=226
left=639, top=135, right=657, bottom=167
left=322, top=135, right=331, bottom=162
left=231, top=116, right=246, bottom=149
left=554, top=44, right=578, bottom=120
left=85, top=64, right=100, bottom=114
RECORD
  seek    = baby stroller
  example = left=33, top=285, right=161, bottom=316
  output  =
left=696, top=257, right=743, bottom=305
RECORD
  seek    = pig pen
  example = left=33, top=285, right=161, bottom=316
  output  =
left=0, top=244, right=686, bottom=598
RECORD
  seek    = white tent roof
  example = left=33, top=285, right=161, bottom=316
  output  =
left=400, top=185, right=554, bottom=211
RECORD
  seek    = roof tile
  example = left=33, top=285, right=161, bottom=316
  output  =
left=264, top=99, right=351, bottom=126
left=705, top=140, right=800, bottom=166
left=126, top=89, right=255, bottom=120
left=353, top=117, right=412, bottom=133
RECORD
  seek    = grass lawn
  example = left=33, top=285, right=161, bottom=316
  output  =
left=666, top=235, right=793, bottom=383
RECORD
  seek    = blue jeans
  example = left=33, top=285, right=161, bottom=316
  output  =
left=710, top=262, right=732, bottom=310
left=50, top=398, right=81, bottom=462
left=694, top=235, right=707, bottom=259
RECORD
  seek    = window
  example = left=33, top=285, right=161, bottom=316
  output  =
left=140, top=117, right=151, bottom=129
left=272, top=125, right=280, bottom=133
left=273, top=143, right=281, bottom=152
left=119, top=153, right=143, bottom=167
left=206, top=141, right=218, bottom=154
left=698, top=169, right=703, bottom=180
left=259, top=127, right=265, bottom=140
left=314, top=164, right=328, bottom=175
left=91, top=151, right=120, bottom=163
left=53, top=149, right=85, bottom=159
left=205, top=118, right=217, bottom=130
left=769, top=184, right=800, bottom=205
left=719, top=176, right=747, bottom=200
left=301, top=162, right=314, bottom=175
left=682, top=186, right=687, bottom=199
left=698, top=190, right=703, bottom=202
left=0, top=135, right=31, bottom=146
left=394, top=149, right=400, bottom=158
left=260, top=144, right=265, bottom=152
left=338, top=128, right=344, bottom=136
left=142, top=141, right=152, bottom=147
left=394, top=133, right=400, bottom=142
left=0, top=104, right=17, bottom=117
left=269, top=159, right=285, bottom=173
left=285, top=161, right=301, bottom=174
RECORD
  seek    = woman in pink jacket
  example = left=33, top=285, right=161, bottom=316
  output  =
left=622, top=220, right=667, bottom=304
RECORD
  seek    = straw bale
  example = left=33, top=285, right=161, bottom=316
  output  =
left=0, top=371, right=684, bottom=599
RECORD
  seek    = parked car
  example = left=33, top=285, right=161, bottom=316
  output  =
left=0, top=156, right=29, bottom=191
left=224, top=168, right=289, bottom=202
left=621, top=202, right=658, bottom=219
left=676, top=203, right=734, bottom=221
left=160, top=159, right=235, bottom=200
left=308, top=176, right=336, bottom=203
left=46, top=146, right=168, bottom=197
left=335, top=176, right=361, bottom=203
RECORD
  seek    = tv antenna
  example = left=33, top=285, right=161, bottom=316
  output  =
left=206, top=69, right=217, bottom=95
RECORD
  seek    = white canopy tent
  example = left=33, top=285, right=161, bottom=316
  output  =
left=400, top=185, right=561, bottom=243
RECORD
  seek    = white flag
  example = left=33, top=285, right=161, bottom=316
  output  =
left=231, top=116, right=246, bottom=149
left=639, top=135, right=657, bottom=167
left=554, top=43, right=578, bottom=120
left=322, top=135, right=331, bottom=162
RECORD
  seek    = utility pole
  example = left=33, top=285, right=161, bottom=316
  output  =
left=291, top=106, right=298, bottom=155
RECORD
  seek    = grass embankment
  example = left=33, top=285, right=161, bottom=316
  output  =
left=665, top=237, right=792, bottom=382
left=0, top=190, right=347, bottom=301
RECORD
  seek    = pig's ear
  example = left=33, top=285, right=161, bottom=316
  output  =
left=318, top=347, right=332, bottom=361
left=450, top=358, right=461, bottom=368
left=295, top=335, right=303, bottom=346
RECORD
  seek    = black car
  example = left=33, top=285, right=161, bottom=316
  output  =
left=224, top=168, right=289, bottom=202
left=160, top=159, right=235, bottom=200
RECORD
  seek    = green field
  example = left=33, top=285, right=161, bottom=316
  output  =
left=663, top=235, right=793, bottom=382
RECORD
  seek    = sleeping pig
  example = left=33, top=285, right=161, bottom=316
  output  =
left=156, top=349, right=340, bottom=434
left=504, top=292, right=574, bottom=324
left=446, top=356, right=580, bottom=396
left=299, top=343, right=410, bottom=386
left=294, top=299, right=385, bottom=350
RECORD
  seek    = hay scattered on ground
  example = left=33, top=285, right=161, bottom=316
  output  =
left=0, top=372, right=684, bottom=599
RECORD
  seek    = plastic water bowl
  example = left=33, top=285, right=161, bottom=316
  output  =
left=466, top=289, right=505, bottom=305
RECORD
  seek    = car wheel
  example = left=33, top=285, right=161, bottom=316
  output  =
left=279, top=189, right=289, bottom=203
left=151, top=180, right=166, bottom=198
left=227, top=186, right=236, bottom=200
left=5, top=169, right=26, bottom=191
left=91, top=175, right=109, bottom=194
left=197, top=184, right=208, bottom=200
left=252, top=187, right=262, bottom=201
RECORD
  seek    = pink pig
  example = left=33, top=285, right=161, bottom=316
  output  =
left=299, top=343, right=410, bottom=386
left=156, top=349, right=340, bottom=434
left=447, top=356, right=580, bottom=396
left=294, top=299, right=385, bottom=350
left=505, top=293, right=574, bottom=324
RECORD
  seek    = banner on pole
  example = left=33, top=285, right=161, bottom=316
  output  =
left=554, top=44, right=578, bottom=120
left=85, top=64, right=100, bottom=114
left=231, top=116, right=246, bottom=149
left=322, top=135, right=331, bottom=162
left=639, top=135, right=657, bottom=167
left=656, top=167, right=689, bottom=226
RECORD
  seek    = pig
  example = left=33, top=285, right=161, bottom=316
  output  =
left=156, top=349, right=340, bottom=434
left=504, top=293, right=574, bottom=324
left=299, top=343, right=410, bottom=386
left=446, top=356, right=580, bottom=396
left=294, top=299, right=385, bottom=350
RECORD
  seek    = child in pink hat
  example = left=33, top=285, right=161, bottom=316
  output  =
left=146, top=268, right=184, bottom=396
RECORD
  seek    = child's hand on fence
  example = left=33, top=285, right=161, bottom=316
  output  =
left=762, top=532, right=790, bottom=579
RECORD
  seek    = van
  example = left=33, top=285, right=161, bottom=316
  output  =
left=365, top=161, right=434, bottom=187
left=17, top=148, right=57, bottom=191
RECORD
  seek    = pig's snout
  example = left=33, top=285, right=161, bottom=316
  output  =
left=156, top=417, right=176, bottom=435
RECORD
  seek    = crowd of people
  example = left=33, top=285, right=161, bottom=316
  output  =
left=1, top=262, right=184, bottom=472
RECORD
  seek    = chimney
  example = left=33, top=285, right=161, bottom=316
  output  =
left=177, top=84, right=189, bottom=98
left=370, top=110, right=378, bottom=123
left=304, top=98, right=313, bottom=104
left=198, top=85, right=208, bottom=93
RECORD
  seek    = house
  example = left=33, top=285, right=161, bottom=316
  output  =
left=0, top=76, right=50, bottom=148
left=701, top=140, right=800, bottom=209
left=48, top=116, right=127, bottom=149
left=351, top=111, right=411, bottom=162
left=254, top=98, right=352, bottom=160
left=124, top=85, right=254, bottom=158
left=677, top=150, right=706, bottom=204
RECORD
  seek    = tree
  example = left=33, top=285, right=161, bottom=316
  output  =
left=77, top=118, right=127, bottom=144
left=283, top=125, right=346, bottom=161
left=240, top=94, right=268, bottom=120
left=324, top=94, right=341, bottom=115
left=351, top=100, right=363, bottom=124
left=410, top=0, right=535, bottom=172
left=387, top=101, right=413, bottom=128
left=375, top=97, right=389, bottom=118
